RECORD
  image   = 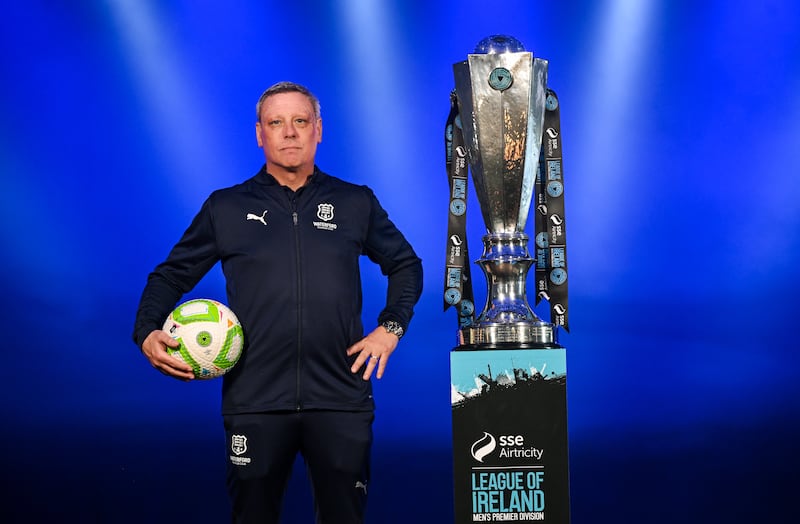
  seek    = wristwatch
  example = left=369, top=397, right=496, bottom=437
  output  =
left=381, top=320, right=405, bottom=339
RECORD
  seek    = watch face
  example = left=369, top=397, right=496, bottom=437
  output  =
left=382, top=321, right=404, bottom=338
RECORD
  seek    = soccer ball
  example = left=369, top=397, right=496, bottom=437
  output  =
left=162, top=298, right=244, bottom=379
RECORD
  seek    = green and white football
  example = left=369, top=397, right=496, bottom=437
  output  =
left=162, top=299, right=244, bottom=379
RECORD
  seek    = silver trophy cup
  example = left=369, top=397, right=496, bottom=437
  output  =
left=454, top=35, right=556, bottom=348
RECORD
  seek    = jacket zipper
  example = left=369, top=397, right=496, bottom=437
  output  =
left=290, top=197, right=302, bottom=411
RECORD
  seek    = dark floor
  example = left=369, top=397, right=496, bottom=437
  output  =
left=2, top=414, right=797, bottom=523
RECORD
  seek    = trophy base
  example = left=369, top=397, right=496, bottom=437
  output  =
left=458, top=321, right=559, bottom=350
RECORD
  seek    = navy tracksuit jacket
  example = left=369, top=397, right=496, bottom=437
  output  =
left=133, top=166, right=423, bottom=414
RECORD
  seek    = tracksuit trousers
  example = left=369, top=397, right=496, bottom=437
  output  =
left=224, top=410, right=374, bottom=524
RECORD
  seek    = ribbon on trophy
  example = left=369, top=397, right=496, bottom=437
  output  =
left=535, top=89, right=570, bottom=331
left=443, top=90, right=475, bottom=328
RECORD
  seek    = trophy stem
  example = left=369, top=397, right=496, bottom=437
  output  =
left=459, top=233, right=557, bottom=348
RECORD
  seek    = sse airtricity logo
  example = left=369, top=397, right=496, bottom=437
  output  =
left=471, top=432, right=545, bottom=463
left=471, top=432, right=497, bottom=463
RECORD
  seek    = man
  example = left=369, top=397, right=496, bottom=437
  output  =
left=133, top=81, right=423, bottom=523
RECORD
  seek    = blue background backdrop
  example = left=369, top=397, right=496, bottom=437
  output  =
left=1, top=1, right=798, bottom=522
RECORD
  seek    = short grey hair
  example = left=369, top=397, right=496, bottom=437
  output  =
left=255, top=81, right=321, bottom=122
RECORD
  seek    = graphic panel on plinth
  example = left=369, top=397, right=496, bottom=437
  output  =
left=451, top=348, right=570, bottom=523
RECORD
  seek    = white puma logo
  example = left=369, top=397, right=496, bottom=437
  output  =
left=246, top=210, right=268, bottom=226
left=355, top=481, right=368, bottom=494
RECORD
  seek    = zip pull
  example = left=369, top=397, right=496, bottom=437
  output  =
left=292, top=212, right=298, bottom=225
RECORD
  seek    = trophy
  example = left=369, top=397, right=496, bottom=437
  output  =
left=451, top=35, right=558, bottom=348
left=448, top=37, right=571, bottom=522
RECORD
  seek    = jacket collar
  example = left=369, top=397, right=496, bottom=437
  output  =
left=256, top=165, right=325, bottom=188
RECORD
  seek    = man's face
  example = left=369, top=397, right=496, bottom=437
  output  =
left=256, top=91, right=322, bottom=176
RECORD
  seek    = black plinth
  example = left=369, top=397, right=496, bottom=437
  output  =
left=451, top=348, right=571, bottom=523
